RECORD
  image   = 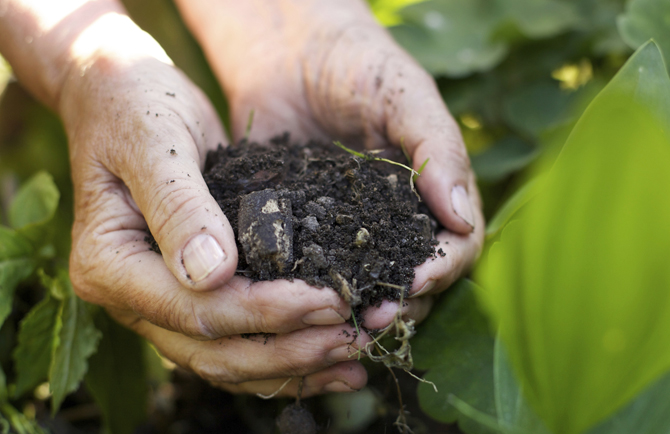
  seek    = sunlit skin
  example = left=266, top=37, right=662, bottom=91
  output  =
left=0, top=0, right=484, bottom=397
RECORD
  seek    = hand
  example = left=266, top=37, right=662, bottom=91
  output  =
left=54, top=13, right=369, bottom=398
left=175, top=0, right=485, bottom=330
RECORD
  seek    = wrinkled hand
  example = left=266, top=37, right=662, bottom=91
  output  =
left=176, top=0, right=485, bottom=329
left=57, top=14, right=369, bottom=398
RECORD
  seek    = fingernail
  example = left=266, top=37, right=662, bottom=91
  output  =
left=323, top=381, right=356, bottom=393
left=302, top=308, right=346, bottom=325
left=327, top=345, right=359, bottom=363
left=451, top=185, right=475, bottom=229
left=410, top=280, right=436, bottom=298
left=183, top=234, right=225, bottom=282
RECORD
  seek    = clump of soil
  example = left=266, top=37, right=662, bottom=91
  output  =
left=202, top=134, right=440, bottom=319
left=276, top=403, right=317, bottom=434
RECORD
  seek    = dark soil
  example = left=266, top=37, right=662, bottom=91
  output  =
left=201, top=134, right=440, bottom=322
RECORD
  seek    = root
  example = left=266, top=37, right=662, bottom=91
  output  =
left=256, top=377, right=293, bottom=400
left=348, top=283, right=437, bottom=433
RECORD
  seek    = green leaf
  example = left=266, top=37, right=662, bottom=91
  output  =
left=494, top=339, right=551, bottom=434
left=618, top=0, right=670, bottom=75
left=391, top=0, right=580, bottom=77
left=49, top=274, right=101, bottom=414
left=588, top=371, right=670, bottom=434
left=471, top=138, right=538, bottom=183
left=476, top=42, right=670, bottom=434
left=12, top=294, right=60, bottom=397
left=38, top=268, right=73, bottom=301
left=502, top=81, right=576, bottom=138
left=367, top=0, right=428, bottom=26
left=0, top=366, right=7, bottom=403
left=501, top=0, right=579, bottom=39
left=391, top=0, right=508, bottom=77
left=413, top=279, right=496, bottom=434
left=8, top=172, right=59, bottom=231
left=485, top=177, right=542, bottom=239
left=493, top=336, right=670, bottom=434
left=86, top=309, right=148, bottom=434
left=0, top=227, right=35, bottom=328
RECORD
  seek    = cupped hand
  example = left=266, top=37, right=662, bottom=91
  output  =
left=58, top=15, right=369, bottom=398
left=176, top=0, right=485, bottom=330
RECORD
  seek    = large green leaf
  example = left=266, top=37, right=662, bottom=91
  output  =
left=618, top=0, right=670, bottom=75
left=492, top=337, right=670, bottom=434
left=485, top=177, right=542, bottom=239
left=494, top=339, right=551, bottom=434
left=413, top=279, right=496, bottom=434
left=0, top=227, right=34, bottom=328
left=49, top=274, right=101, bottom=414
left=8, top=172, right=59, bottom=232
left=391, top=0, right=579, bottom=77
left=12, top=294, right=60, bottom=397
left=86, top=310, right=148, bottom=434
left=476, top=41, right=670, bottom=434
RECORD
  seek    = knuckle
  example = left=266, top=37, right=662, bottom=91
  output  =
left=273, top=341, right=321, bottom=377
left=189, top=350, right=240, bottom=384
left=148, top=183, right=204, bottom=239
left=152, top=292, right=216, bottom=339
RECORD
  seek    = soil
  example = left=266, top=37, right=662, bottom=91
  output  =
left=200, top=134, right=440, bottom=322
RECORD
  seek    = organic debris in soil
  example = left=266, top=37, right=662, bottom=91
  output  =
left=202, top=134, right=439, bottom=318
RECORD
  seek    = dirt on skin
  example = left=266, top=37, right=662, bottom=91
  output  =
left=200, top=134, right=441, bottom=323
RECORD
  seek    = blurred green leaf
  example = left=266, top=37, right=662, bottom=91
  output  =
left=12, top=294, right=60, bottom=397
left=8, top=172, right=59, bottom=247
left=8, top=172, right=58, bottom=230
left=476, top=41, right=670, bottom=434
left=38, top=268, right=72, bottom=301
left=392, top=0, right=579, bottom=77
left=86, top=309, right=148, bottom=434
left=0, top=366, right=6, bottom=403
left=618, top=0, right=670, bottom=74
left=367, top=0, right=427, bottom=26
left=502, top=81, right=575, bottom=138
left=587, top=372, right=670, bottom=434
left=502, top=0, right=579, bottom=39
left=414, top=279, right=496, bottom=434
left=49, top=273, right=101, bottom=414
left=485, top=177, right=541, bottom=239
left=494, top=339, right=551, bottom=434
left=492, top=336, right=670, bottom=434
left=324, top=387, right=379, bottom=432
left=471, top=137, right=538, bottom=182
left=0, top=227, right=34, bottom=328
left=392, top=0, right=507, bottom=77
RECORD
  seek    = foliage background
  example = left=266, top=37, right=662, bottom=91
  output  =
left=0, top=0, right=669, bottom=433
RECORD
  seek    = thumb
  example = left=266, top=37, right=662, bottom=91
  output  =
left=113, top=81, right=238, bottom=291
left=383, top=65, right=476, bottom=234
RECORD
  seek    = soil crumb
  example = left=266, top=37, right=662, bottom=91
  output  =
left=202, top=134, right=439, bottom=315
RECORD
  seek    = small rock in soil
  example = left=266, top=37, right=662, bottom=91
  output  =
left=238, top=189, right=294, bottom=277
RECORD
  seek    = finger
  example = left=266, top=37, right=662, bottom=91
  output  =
left=213, top=361, right=368, bottom=398
left=71, top=179, right=352, bottom=339
left=375, top=58, right=477, bottom=235
left=410, top=175, right=485, bottom=298
left=125, top=318, right=371, bottom=385
left=82, top=59, right=237, bottom=291
left=361, top=296, right=434, bottom=331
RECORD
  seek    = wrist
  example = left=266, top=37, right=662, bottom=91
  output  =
left=58, top=13, right=173, bottom=130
